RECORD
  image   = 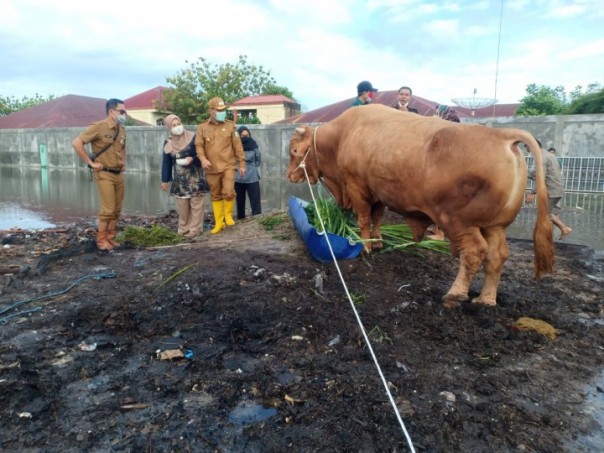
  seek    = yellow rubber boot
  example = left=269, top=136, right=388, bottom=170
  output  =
left=210, top=200, right=225, bottom=234
left=224, top=199, right=235, bottom=226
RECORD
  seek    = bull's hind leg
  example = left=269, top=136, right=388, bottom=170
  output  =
left=443, top=227, right=488, bottom=308
left=370, top=203, right=386, bottom=250
left=473, top=226, right=509, bottom=306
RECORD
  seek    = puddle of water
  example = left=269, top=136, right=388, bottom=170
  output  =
left=566, top=368, right=604, bottom=451
left=0, top=201, right=55, bottom=230
left=228, top=400, right=277, bottom=425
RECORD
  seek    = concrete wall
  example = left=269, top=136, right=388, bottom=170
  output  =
left=474, top=113, right=604, bottom=158
left=1, top=114, right=603, bottom=173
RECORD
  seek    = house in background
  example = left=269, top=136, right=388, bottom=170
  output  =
left=230, top=94, right=301, bottom=124
left=124, top=86, right=169, bottom=126
left=0, top=95, right=107, bottom=129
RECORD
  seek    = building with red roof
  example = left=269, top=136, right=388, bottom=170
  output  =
left=123, top=86, right=169, bottom=126
left=230, top=94, right=301, bottom=124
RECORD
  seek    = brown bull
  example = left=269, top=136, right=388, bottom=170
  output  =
left=287, top=104, right=554, bottom=308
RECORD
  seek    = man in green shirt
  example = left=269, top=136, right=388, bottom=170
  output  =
left=350, top=80, right=378, bottom=107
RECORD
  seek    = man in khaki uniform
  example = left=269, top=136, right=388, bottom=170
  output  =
left=72, top=98, right=127, bottom=250
left=195, top=97, right=246, bottom=234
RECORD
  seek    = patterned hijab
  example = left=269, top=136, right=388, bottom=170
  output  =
left=163, top=114, right=194, bottom=154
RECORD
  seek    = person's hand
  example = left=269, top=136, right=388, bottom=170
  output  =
left=239, top=167, right=246, bottom=177
left=201, top=158, right=212, bottom=170
left=160, top=182, right=169, bottom=191
left=525, top=193, right=536, bottom=204
left=89, top=161, right=103, bottom=171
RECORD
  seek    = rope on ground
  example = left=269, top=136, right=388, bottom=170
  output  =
left=0, top=272, right=117, bottom=322
left=296, top=158, right=417, bottom=453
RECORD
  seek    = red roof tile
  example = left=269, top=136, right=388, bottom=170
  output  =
left=124, top=86, right=168, bottom=110
left=276, top=90, right=518, bottom=124
left=0, top=95, right=107, bottom=129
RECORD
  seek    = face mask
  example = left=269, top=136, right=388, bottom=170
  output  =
left=116, top=114, right=126, bottom=125
left=241, top=136, right=250, bottom=143
left=171, top=125, right=184, bottom=136
left=215, top=111, right=227, bottom=122
left=366, top=92, right=374, bottom=103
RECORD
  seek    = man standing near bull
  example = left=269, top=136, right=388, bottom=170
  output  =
left=350, top=80, right=378, bottom=107
left=72, top=98, right=127, bottom=251
left=393, top=86, right=419, bottom=113
left=195, top=97, right=246, bottom=234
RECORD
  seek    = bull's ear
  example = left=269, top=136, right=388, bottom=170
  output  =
left=295, top=127, right=305, bottom=136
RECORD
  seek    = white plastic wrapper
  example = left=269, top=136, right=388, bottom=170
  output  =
left=176, top=158, right=189, bottom=166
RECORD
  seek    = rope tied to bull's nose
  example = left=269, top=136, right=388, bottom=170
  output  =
left=294, top=125, right=321, bottom=176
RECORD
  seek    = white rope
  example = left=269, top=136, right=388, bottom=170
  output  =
left=294, top=148, right=417, bottom=452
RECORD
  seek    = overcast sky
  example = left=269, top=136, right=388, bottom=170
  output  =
left=1, top=0, right=602, bottom=111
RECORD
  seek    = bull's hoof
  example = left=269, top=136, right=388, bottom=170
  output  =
left=442, top=293, right=469, bottom=309
left=371, top=241, right=383, bottom=251
left=471, top=297, right=497, bottom=307
left=442, top=300, right=461, bottom=309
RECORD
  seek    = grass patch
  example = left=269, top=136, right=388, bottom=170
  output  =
left=260, top=213, right=287, bottom=231
left=118, top=225, right=185, bottom=247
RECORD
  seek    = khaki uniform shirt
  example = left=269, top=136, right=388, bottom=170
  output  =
left=195, top=119, right=245, bottom=175
left=78, top=118, right=126, bottom=169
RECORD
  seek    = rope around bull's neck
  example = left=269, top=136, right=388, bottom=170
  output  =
left=298, top=159, right=417, bottom=453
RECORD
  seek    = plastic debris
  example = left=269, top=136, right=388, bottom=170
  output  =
left=328, top=335, right=341, bottom=347
left=157, top=349, right=184, bottom=360
left=291, top=335, right=304, bottom=341
left=78, top=341, right=97, bottom=352
left=18, top=412, right=32, bottom=419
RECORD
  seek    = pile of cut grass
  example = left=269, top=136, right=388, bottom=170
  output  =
left=304, top=197, right=449, bottom=254
left=118, top=225, right=185, bottom=247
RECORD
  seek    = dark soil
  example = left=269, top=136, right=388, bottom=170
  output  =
left=1, top=210, right=603, bottom=452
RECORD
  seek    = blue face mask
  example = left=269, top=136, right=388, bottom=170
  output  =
left=215, top=111, right=227, bottom=122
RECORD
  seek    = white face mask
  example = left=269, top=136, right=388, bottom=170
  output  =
left=215, top=111, right=227, bottom=122
left=116, top=114, right=126, bottom=125
left=171, top=125, right=184, bottom=136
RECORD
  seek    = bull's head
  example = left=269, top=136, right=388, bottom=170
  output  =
left=287, top=125, right=320, bottom=184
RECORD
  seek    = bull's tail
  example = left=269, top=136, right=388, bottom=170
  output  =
left=521, top=133, right=555, bottom=279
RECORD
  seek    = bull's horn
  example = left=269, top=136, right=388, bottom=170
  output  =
left=295, top=126, right=305, bottom=136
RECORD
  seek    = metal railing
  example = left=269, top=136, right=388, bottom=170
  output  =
left=526, top=157, right=604, bottom=193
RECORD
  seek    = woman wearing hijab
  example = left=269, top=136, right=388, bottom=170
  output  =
left=234, top=126, right=262, bottom=219
left=161, top=114, right=209, bottom=238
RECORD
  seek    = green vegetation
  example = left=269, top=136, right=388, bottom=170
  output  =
left=160, top=55, right=295, bottom=125
left=1, top=93, right=55, bottom=116
left=259, top=213, right=287, bottom=231
left=516, top=82, right=603, bottom=116
left=304, top=197, right=450, bottom=255
left=157, top=264, right=196, bottom=289
left=118, top=225, right=185, bottom=247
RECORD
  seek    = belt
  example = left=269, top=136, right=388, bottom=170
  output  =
left=101, top=167, right=122, bottom=175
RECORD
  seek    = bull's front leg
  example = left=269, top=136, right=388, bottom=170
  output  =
left=356, top=210, right=373, bottom=253
left=369, top=203, right=386, bottom=251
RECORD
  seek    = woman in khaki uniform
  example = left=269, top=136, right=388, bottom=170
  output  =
left=195, top=97, right=246, bottom=234
left=72, top=98, right=126, bottom=251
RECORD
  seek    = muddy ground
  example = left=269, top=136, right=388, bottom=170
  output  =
left=1, top=210, right=603, bottom=452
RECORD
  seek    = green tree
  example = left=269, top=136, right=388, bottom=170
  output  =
left=160, top=55, right=295, bottom=124
left=566, top=83, right=604, bottom=114
left=516, top=84, right=567, bottom=116
left=0, top=93, right=55, bottom=116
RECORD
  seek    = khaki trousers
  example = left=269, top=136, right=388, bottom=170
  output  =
left=94, top=171, right=125, bottom=222
left=206, top=170, right=236, bottom=201
left=175, top=195, right=205, bottom=235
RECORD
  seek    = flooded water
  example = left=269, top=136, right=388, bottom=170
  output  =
left=0, top=167, right=312, bottom=230
left=2, top=167, right=602, bottom=254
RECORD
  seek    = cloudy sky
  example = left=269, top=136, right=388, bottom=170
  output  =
left=1, top=0, right=602, bottom=111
